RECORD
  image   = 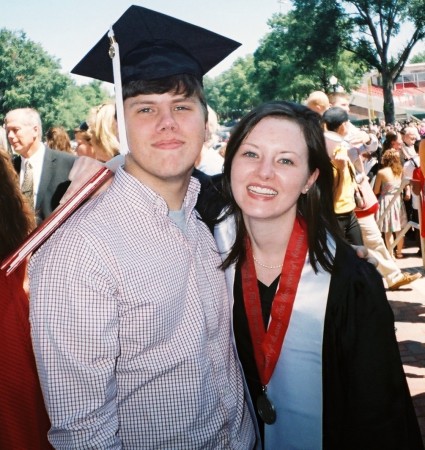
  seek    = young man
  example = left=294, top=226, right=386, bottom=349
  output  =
left=328, top=92, right=378, bottom=152
left=29, top=6, right=256, bottom=449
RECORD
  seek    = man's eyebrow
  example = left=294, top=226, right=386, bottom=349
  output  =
left=170, top=96, right=198, bottom=104
left=128, top=96, right=197, bottom=107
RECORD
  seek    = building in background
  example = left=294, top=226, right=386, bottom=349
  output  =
left=349, top=63, right=425, bottom=123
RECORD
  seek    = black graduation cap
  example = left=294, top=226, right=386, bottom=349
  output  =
left=71, top=5, right=241, bottom=84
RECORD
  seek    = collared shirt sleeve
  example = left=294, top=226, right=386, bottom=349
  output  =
left=29, top=226, right=121, bottom=449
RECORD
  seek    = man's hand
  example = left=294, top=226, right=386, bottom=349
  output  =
left=349, top=130, right=371, bottom=147
left=60, top=157, right=115, bottom=205
left=60, top=157, right=106, bottom=204
left=352, top=245, right=378, bottom=267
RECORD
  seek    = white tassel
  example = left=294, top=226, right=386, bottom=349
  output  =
left=108, top=26, right=130, bottom=155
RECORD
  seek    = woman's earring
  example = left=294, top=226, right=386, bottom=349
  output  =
left=303, top=185, right=309, bottom=194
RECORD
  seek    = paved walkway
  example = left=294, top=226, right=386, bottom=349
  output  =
left=385, top=239, right=425, bottom=444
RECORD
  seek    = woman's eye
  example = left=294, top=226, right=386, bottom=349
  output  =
left=242, top=151, right=258, bottom=158
left=278, top=158, right=293, bottom=165
left=138, top=107, right=152, bottom=113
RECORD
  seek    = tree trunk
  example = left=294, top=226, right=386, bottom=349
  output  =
left=381, top=71, right=395, bottom=124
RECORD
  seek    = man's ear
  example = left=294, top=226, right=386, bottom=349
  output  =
left=34, top=125, right=41, bottom=139
left=338, top=121, right=349, bottom=136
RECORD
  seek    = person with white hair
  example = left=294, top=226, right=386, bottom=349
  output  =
left=401, top=126, right=420, bottom=161
left=4, top=108, right=76, bottom=224
left=305, top=90, right=330, bottom=115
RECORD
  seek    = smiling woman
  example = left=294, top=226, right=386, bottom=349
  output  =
left=214, top=100, right=424, bottom=450
left=230, top=116, right=318, bottom=247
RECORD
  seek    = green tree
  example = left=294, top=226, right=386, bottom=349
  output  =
left=0, top=28, right=110, bottom=134
left=410, top=51, right=425, bottom=64
left=341, top=0, right=425, bottom=123
left=59, top=80, right=110, bottom=135
left=284, top=0, right=354, bottom=90
left=253, top=14, right=301, bottom=101
left=293, top=0, right=425, bottom=123
left=253, top=11, right=366, bottom=103
left=204, top=55, right=259, bottom=122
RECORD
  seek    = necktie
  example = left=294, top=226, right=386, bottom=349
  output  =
left=22, top=161, right=34, bottom=207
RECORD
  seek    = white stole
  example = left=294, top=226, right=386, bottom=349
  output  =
left=266, top=244, right=334, bottom=450
left=215, top=214, right=334, bottom=450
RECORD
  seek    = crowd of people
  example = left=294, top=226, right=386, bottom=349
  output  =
left=1, top=5, right=425, bottom=450
left=307, top=90, right=424, bottom=289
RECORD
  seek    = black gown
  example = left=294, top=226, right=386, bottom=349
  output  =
left=233, top=242, right=423, bottom=450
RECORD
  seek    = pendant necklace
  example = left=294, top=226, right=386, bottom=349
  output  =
left=241, top=217, right=308, bottom=425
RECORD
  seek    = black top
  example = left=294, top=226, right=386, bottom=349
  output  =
left=233, top=265, right=280, bottom=446
left=193, top=171, right=225, bottom=233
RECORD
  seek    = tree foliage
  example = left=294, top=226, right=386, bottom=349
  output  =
left=204, top=55, right=259, bottom=122
left=252, top=10, right=366, bottom=102
left=410, top=51, right=425, bottom=64
left=0, top=28, right=110, bottom=135
left=264, top=0, right=425, bottom=124
left=204, top=6, right=367, bottom=122
left=253, top=14, right=308, bottom=102
left=2, top=2, right=424, bottom=130
left=339, top=0, right=425, bottom=123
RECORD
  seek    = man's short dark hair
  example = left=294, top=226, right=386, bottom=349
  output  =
left=322, top=107, right=349, bottom=132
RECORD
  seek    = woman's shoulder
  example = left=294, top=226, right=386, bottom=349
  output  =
left=379, top=169, right=398, bottom=184
left=378, top=166, right=392, bottom=176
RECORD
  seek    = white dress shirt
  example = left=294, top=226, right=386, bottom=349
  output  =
left=20, top=143, right=45, bottom=208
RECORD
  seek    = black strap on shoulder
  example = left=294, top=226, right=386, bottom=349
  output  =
left=193, top=169, right=226, bottom=233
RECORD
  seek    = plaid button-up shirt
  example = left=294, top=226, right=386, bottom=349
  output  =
left=30, top=167, right=255, bottom=449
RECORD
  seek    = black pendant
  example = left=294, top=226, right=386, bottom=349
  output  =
left=257, top=392, right=276, bottom=425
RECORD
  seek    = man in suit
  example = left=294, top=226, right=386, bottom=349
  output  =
left=4, top=108, right=76, bottom=224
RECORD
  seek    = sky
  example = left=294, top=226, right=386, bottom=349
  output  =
left=0, top=0, right=291, bottom=85
left=1, top=0, right=420, bottom=87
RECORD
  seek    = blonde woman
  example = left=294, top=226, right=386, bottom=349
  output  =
left=87, top=102, right=120, bottom=161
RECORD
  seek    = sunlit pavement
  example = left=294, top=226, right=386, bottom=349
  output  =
left=385, top=237, right=425, bottom=443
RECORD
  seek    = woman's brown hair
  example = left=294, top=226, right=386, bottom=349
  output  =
left=381, top=149, right=403, bottom=177
left=0, top=150, right=36, bottom=259
left=45, top=126, right=73, bottom=153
